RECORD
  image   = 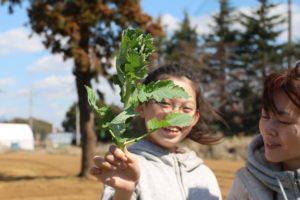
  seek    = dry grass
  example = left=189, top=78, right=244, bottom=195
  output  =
left=180, top=135, right=254, bottom=161
left=0, top=136, right=252, bottom=199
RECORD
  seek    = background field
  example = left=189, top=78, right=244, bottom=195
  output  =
left=0, top=142, right=246, bottom=200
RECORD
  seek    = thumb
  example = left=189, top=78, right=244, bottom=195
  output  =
left=123, top=146, right=136, bottom=163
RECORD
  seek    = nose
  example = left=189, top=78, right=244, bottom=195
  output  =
left=264, top=119, right=278, bottom=137
left=171, top=105, right=184, bottom=113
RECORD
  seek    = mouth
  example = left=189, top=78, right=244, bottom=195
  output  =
left=265, top=141, right=281, bottom=150
left=161, top=126, right=182, bottom=137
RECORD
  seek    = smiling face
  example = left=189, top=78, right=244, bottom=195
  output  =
left=259, top=89, right=300, bottom=170
left=139, top=76, right=200, bottom=152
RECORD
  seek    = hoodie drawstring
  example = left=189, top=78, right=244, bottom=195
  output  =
left=276, top=177, right=289, bottom=200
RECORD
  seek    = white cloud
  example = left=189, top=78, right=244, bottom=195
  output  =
left=16, top=88, right=30, bottom=97
left=190, top=15, right=214, bottom=35
left=188, top=5, right=274, bottom=36
left=268, top=4, right=289, bottom=41
left=0, top=27, right=44, bottom=55
left=32, top=75, right=76, bottom=100
left=33, top=75, right=74, bottom=89
left=159, top=13, right=214, bottom=36
left=9, top=74, right=121, bottom=128
left=237, top=4, right=300, bottom=42
left=291, top=4, right=300, bottom=41
left=27, top=54, right=74, bottom=73
left=238, top=6, right=255, bottom=17
left=0, top=78, right=16, bottom=88
left=160, top=14, right=181, bottom=33
left=159, top=3, right=300, bottom=42
left=94, top=76, right=121, bottom=107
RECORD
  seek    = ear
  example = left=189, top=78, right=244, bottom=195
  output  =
left=191, top=111, right=200, bottom=127
left=135, top=104, right=145, bottom=118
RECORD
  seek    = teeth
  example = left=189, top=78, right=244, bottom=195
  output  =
left=166, top=127, right=179, bottom=131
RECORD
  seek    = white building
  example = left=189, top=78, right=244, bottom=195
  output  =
left=0, top=123, right=34, bottom=150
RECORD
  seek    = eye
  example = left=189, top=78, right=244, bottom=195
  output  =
left=278, top=120, right=293, bottom=125
left=261, top=115, right=270, bottom=119
left=148, top=99, right=158, bottom=104
left=159, top=101, right=171, bottom=107
left=183, top=107, right=194, bottom=113
left=160, top=101, right=170, bottom=105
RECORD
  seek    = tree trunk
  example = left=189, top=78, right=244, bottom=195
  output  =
left=218, top=42, right=228, bottom=112
left=75, top=71, right=97, bottom=178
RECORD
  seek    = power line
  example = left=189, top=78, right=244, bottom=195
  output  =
left=193, top=0, right=209, bottom=15
left=288, top=0, right=292, bottom=69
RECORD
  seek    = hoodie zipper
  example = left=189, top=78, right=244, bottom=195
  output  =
left=172, top=155, right=186, bottom=200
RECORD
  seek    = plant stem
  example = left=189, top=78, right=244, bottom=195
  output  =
left=123, top=82, right=132, bottom=108
left=108, top=130, right=117, bottom=140
left=123, top=129, right=158, bottom=147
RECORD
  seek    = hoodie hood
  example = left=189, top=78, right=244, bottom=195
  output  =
left=128, top=139, right=203, bottom=172
left=246, top=135, right=300, bottom=199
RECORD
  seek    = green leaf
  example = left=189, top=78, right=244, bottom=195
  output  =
left=112, top=74, right=122, bottom=86
left=165, top=112, right=193, bottom=127
left=125, top=53, right=148, bottom=80
left=110, top=105, right=139, bottom=124
left=147, top=118, right=170, bottom=130
left=86, top=29, right=195, bottom=149
left=147, top=112, right=193, bottom=130
left=110, top=123, right=126, bottom=137
left=85, top=85, right=99, bottom=111
left=138, top=80, right=190, bottom=103
left=109, top=105, right=139, bottom=137
left=97, top=106, right=115, bottom=129
left=117, top=30, right=154, bottom=77
left=115, top=29, right=154, bottom=107
left=85, top=85, right=115, bottom=129
left=134, top=83, right=147, bottom=103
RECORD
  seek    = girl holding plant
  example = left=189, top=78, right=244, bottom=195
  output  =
left=227, top=63, right=300, bottom=200
left=90, top=64, right=223, bottom=200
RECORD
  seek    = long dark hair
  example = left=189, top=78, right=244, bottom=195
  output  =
left=262, top=62, right=300, bottom=115
left=144, top=63, right=223, bottom=145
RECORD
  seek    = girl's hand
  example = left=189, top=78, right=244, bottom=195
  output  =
left=90, top=145, right=140, bottom=192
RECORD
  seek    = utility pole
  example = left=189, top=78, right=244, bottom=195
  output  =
left=76, top=104, right=80, bottom=145
left=29, top=89, right=33, bottom=130
left=288, top=0, right=292, bottom=69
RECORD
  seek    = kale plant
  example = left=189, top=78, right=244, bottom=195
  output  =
left=85, top=29, right=192, bottom=149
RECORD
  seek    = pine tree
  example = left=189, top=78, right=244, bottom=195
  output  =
left=237, top=0, right=285, bottom=77
left=232, top=0, right=285, bottom=134
left=202, top=0, right=241, bottom=134
left=162, top=11, right=202, bottom=69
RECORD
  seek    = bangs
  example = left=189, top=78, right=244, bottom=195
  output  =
left=262, top=69, right=300, bottom=115
left=262, top=73, right=283, bottom=115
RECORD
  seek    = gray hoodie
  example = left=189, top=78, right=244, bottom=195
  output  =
left=101, top=139, right=222, bottom=200
left=227, top=135, right=300, bottom=200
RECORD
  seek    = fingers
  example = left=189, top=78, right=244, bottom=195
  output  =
left=123, top=146, right=136, bottom=163
left=109, top=145, right=128, bottom=162
left=93, top=156, right=117, bottom=170
left=104, top=152, right=128, bottom=169
left=90, top=166, right=102, bottom=175
left=90, top=145, right=140, bottom=187
left=92, top=145, right=129, bottom=171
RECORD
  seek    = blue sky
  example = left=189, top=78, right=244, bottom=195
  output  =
left=0, top=0, right=299, bottom=130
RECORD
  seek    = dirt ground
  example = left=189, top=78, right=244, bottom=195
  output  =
left=0, top=149, right=244, bottom=200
